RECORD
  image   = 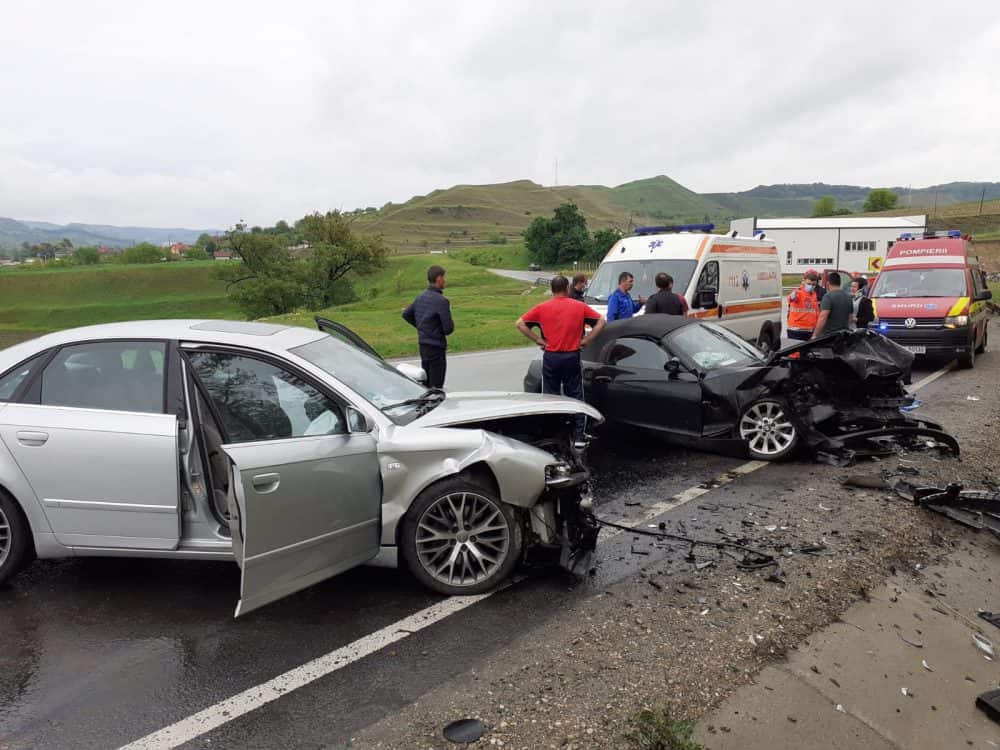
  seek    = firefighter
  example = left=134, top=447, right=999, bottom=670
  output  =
left=786, top=270, right=820, bottom=341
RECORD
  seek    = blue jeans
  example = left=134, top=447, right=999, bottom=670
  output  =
left=542, top=351, right=586, bottom=439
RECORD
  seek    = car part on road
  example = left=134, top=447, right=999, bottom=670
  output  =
left=978, top=611, right=1000, bottom=631
left=972, top=633, right=996, bottom=660
left=893, top=481, right=1000, bottom=540
left=977, top=688, right=1000, bottom=724
left=442, top=718, right=487, bottom=743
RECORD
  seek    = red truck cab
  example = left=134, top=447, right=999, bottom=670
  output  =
left=868, top=231, right=992, bottom=368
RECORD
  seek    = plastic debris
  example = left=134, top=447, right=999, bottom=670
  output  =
left=443, top=718, right=486, bottom=743
left=973, top=634, right=996, bottom=660
left=978, top=611, right=1000, bottom=631
left=835, top=704, right=846, bottom=713
left=977, top=689, right=1000, bottom=724
left=966, top=395, right=981, bottom=401
left=899, top=399, right=923, bottom=412
left=818, top=503, right=833, bottom=512
left=921, top=660, right=934, bottom=672
left=898, top=634, right=924, bottom=648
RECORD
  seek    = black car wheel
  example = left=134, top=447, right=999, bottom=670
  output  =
left=401, top=477, right=523, bottom=596
left=0, top=491, right=32, bottom=586
left=975, top=326, right=988, bottom=355
left=958, top=334, right=976, bottom=369
left=739, top=399, right=800, bottom=461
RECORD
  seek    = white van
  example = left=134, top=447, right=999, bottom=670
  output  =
left=584, top=227, right=784, bottom=352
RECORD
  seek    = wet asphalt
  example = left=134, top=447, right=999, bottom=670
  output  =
left=0, top=352, right=946, bottom=750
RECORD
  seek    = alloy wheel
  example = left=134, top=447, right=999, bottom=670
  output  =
left=739, top=401, right=797, bottom=457
left=0, top=505, right=11, bottom=569
left=414, top=491, right=510, bottom=588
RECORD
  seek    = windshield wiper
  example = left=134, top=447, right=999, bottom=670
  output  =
left=381, top=388, right=446, bottom=413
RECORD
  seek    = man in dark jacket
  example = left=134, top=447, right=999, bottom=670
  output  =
left=569, top=273, right=588, bottom=301
left=402, top=265, right=454, bottom=388
left=644, top=273, right=689, bottom=315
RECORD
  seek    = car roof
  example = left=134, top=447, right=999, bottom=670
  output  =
left=0, top=319, right=327, bottom=371
left=582, top=314, right=696, bottom=359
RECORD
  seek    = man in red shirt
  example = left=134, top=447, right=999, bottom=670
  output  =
left=516, top=275, right=606, bottom=446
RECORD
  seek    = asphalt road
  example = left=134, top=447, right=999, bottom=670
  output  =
left=0, top=349, right=953, bottom=750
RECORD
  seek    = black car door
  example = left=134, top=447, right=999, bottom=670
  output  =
left=592, top=336, right=703, bottom=436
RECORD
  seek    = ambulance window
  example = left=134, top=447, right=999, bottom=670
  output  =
left=696, top=261, right=719, bottom=292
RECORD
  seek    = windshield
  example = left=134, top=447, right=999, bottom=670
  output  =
left=585, top=259, right=697, bottom=303
left=292, top=335, right=431, bottom=421
left=666, top=323, right=764, bottom=371
left=872, top=268, right=967, bottom=298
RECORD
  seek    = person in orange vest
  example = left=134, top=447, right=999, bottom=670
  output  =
left=786, top=270, right=820, bottom=341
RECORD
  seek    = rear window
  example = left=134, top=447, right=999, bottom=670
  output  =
left=585, top=260, right=697, bottom=303
left=872, top=269, right=967, bottom=298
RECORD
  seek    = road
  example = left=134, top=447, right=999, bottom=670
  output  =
left=0, top=347, right=960, bottom=750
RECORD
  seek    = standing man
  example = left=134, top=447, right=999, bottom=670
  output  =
left=786, top=270, right=820, bottom=341
left=607, top=271, right=646, bottom=321
left=644, top=272, right=689, bottom=315
left=516, top=276, right=606, bottom=446
left=812, top=271, right=852, bottom=339
left=402, top=265, right=454, bottom=389
left=569, top=273, right=588, bottom=301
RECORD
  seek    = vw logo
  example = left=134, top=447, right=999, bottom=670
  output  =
left=904, top=318, right=917, bottom=328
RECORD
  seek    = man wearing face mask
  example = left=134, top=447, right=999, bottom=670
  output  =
left=785, top=270, right=820, bottom=341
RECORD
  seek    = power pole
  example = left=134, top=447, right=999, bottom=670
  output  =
left=980, top=186, right=986, bottom=215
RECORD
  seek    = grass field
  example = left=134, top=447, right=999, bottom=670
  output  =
left=269, top=254, right=544, bottom=358
left=448, top=244, right=533, bottom=270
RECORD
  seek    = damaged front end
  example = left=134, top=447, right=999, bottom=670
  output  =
left=459, top=413, right=601, bottom=576
left=740, top=330, right=959, bottom=465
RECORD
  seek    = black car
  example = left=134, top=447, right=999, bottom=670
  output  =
left=524, top=315, right=957, bottom=463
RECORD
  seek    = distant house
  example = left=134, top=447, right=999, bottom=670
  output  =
left=213, top=250, right=233, bottom=260
left=97, top=245, right=116, bottom=256
left=170, top=243, right=190, bottom=256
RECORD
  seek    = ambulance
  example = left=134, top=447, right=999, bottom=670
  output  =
left=584, top=224, right=784, bottom=352
left=868, top=230, right=992, bottom=368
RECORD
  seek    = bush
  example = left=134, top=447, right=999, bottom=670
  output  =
left=184, top=247, right=210, bottom=261
left=487, top=233, right=507, bottom=245
left=121, top=244, right=166, bottom=264
left=623, top=708, right=703, bottom=750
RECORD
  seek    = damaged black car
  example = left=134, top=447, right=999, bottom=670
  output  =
left=523, top=316, right=958, bottom=464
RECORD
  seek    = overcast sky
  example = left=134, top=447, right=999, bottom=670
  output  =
left=1, top=1, right=997, bottom=228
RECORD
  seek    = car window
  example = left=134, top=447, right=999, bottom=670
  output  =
left=0, top=353, right=47, bottom=402
left=666, top=323, right=763, bottom=371
left=605, top=337, right=669, bottom=369
left=585, top=259, right=697, bottom=303
left=696, top=261, right=719, bottom=292
left=871, top=269, right=967, bottom=298
left=40, top=341, right=166, bottom=412
left=187, top=351, right=346, bottom=443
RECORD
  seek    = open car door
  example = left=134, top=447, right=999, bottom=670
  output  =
left=223, top=433, right=382, bottom=617
left=315, top=317, right=383, bottom=360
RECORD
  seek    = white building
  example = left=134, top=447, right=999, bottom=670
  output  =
left=730, top=215, right=927, bottom=276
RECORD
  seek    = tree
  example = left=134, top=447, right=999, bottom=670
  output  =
left=863, top=189, right=899, bottom=212
left=589, top=228, right=621, bottom=261
left=121, top=243, right=166, bottom=264
left=523, top=203, right=593, bottom=266
left=216, top=213, right=388, bottom=318
left=73, top=246, right=100, bottom=265
left=812, top=196, right=837, bottom=217
left=184, top=247, right=210, bottom=261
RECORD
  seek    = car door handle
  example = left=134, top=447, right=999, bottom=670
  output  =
left=251, top=473, right=281, bottom=494
left=16, top=430, right=49, bottom=447
left=593, top=375, right=612, bottom=383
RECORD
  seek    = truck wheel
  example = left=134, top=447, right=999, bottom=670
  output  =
left=957, top=335, right=976, bottom=369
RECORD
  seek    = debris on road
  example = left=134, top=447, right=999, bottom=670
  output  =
left=978, top=611, right=1000, bottom=631
left=842, top=475, right=890, bottom=490
left=972, top=634, right=996, bottom=660
left=977, top=689, right=1000, bottom=724
left=443, top=718, right=486, bottom=743
left=893, top=481, right=1000, bottom=539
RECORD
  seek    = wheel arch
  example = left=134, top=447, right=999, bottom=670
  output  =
left=0, top=482, right=38, bottom=561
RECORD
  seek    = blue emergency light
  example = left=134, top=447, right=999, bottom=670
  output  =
left=879, top=322, right=889, bottom=332
left=899, top=233, right=915, bottom=240
left=946, top=230, right=962, bottom=238
left=633, top=223, right=715, bottom=236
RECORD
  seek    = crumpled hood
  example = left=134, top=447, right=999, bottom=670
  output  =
left=409, top=391, right=603, bottom=428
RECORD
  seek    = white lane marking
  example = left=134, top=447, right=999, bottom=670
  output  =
left=118, top=594, right=490, bottom=750
left=121, top=363, right=955, bottom=749
left=909, top=362, right=954, bottom=393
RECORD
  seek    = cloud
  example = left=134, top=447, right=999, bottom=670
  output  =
left=0, top=0, right=997, bottom=226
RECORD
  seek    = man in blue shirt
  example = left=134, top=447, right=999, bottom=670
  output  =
left=402, top=265, right=455, bottom=388
left=607, top=271, right=646, bottom=321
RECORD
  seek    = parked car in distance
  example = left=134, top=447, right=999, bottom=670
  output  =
left=0, top=319, right=601, bottom=615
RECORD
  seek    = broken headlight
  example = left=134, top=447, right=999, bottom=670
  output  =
left=545, top=462, right=573, bottom=485
left=944, top=315, right=969, bottom=328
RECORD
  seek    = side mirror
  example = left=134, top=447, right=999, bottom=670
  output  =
left=696, top=290, right=718, bottom=309
left=395, top=362, right=427, bottom=384
left=346, top=406, right=373, bottom=434
left=977, top=290, right=993, bottom=301
left=664, top=357, right=682, bottom=378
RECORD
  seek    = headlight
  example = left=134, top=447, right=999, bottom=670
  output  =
left=944, top=315, right=968, bottom=328
left=545, top=463, right=572, bottom=482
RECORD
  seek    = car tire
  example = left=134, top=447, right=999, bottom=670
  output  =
left=738, top=399, right=800, bottom=461
left=958, top=335, right=976, bottom=369
left=400, top=477, right=523, bottom=596
left=0, top=490, right=32, bottom=586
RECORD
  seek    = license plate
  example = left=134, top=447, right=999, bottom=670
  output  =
left=903, top=345, right=926, bottom=354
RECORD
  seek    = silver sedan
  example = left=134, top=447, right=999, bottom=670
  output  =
left=0, top=319, right=601, bottom=615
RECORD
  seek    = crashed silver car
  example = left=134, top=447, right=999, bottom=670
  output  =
left=0, top=319, right=601, bottom=615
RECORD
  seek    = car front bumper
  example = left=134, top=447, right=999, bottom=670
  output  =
left=872, top=325, right=971, bottom=356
